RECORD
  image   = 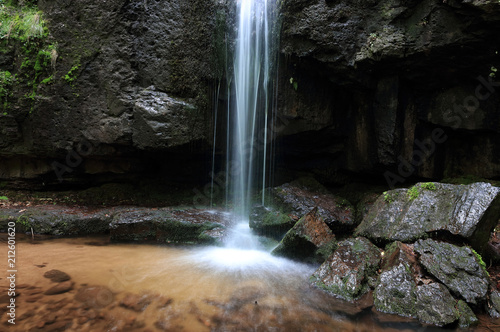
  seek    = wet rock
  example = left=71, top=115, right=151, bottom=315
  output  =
left=132, top=87, right=204, bottom=149
left=44, top=281, right=74, bottom=295
left=44, top=269, right=71, bottom=283
left=356, top=182, right=500, bottom=250
left=311, top=237, right=380, bottom=301
left=456, top=300, right=478, bottom=328
left=414, top=239, right=489, bottom=304
left=0, top=206, right=111, bottom=235
left=75, top=285, right=114, bottom=309
left=271, top=207, right=336, bottom=263
left=415, top=283, right=458, bottom=327
left=109, top=207, right=227, bottom=245
left=487, top=289, right=500, bottom=318
left=270, top=178, right=355, bottom=232
left=249, top=205, right=296, bottom=240
left=120, top=293, right=153, bottom=312
left=373, top=263, right=417, bottom=318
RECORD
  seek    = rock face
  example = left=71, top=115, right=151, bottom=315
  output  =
left=311, top=237, right=380, bottom=301
left=278, top=0, right=500, bottom=182
left=0, top=0, right=232, bottom=187
left=414, top=239, right=489, bottom=304
left=271, top=207, right=336, bottom=263
left=355, top=182, right=500, bottom=252
left=1, top=1, right=500, bottom=188
left=270, top=178, right=355, bottom=232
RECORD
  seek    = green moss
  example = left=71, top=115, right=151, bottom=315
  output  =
left=407, top=185, right=419, bottom=201
left=471, top=248, right=489, bottom=276
left=0, top=2, right=53, bottom=113
left=421, top=182, right=436, bottom=190
left=315, top=239, right=338, bottom=261
left=0, top=195, right=8, bottom=200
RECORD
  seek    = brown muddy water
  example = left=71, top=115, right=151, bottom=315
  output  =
left=0, top=234, right=498, bottom=332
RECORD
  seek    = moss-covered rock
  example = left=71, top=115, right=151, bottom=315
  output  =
left=311, top=237, right=381, bottom=301
left=456, top=300, right=478, bottom=328
left=270, top=178, right=355, bottom=233
left=414, top=239, right=489, bottom=304
left=271, top=207, right=336, bottom=263
left=249, top=205, right=296, bottom=240
left=415, top=283, right=458, bottom=327
left=355, top=182, right=500, bottom=252
left=373, top=263, right=417, bottom=318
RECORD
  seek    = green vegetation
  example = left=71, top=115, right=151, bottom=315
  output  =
left=0, top=195, right=8, bottom=200
left=407, top=185, right=419, bottom=201
left=64, top=62, right=81, bottom=84
left=470, top=248, right=489, bottom=276
left=383, top=191, right=395, bottom=203
left=421, top=182, right=436, bottom=191
left=0, top=1, right=54, bottom=112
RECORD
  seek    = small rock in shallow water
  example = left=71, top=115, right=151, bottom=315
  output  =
left=120, top=293, right=153, bottom=312
left=74, top=285, right=114, bottom=308
left=44, top=281, right=74, bottom=295
left=43, top=269, right=71, bottom=283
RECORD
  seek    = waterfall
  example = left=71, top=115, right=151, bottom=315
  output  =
left=228, top=0, right=277, bottom=219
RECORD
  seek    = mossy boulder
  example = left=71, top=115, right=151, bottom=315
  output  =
left=374, top=263, right=418, bottom=318
left=415, top=283, right=459, bottom=327
left=271, top=207, right=336, bottom=263
left=249, top=205, right=296, bottom=240
left=414, top=239, right=489, bottom=304
left=311, top=237, right=381, bottom=301
left=355, top=182, right=500, bottom=252
left=270, top=178, right=355, bottom=233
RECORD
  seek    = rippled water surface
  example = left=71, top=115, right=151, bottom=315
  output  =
left=0, top=235, right=497, bottom=331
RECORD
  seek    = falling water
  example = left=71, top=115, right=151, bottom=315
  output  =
left=228, top=0, right=277, bottom=219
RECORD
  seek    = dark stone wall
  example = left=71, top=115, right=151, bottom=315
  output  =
left=1, top=0, right=500, bottom=189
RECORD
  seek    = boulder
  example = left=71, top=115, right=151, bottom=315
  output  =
left=355, top=182, right=500, bottom=251
left=414, top=239, right=489, bottom=304
left=271, top=207, right=336, bottom=263
left=249, top=205, right=296, bottom=240
left=415, top=283, right=458, bottom=327
left=373, top=263, right=418, bottom=318
left=270, top=178, right=355, bottom=232
left=311, top=237, right=381, bottom=301
left=487, top=289, right=500, bottom=318
left=456, top=300, right=478, bottom=328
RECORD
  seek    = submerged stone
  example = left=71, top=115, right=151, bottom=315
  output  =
left=414, top=239, right=489, bottom=304
left=355, top=182, right=500, bottom=249
left=311, top=237, right=381, bottom=301
left=43, top=270, right=71, bottom=283
left=271, top=207, right=336, bottom=263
